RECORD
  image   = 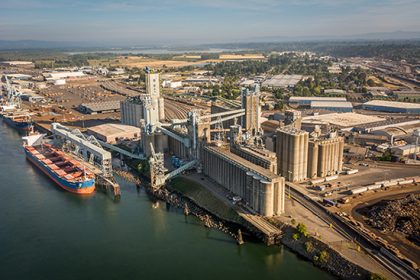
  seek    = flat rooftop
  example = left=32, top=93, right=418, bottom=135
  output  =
left=262, top=75, right=303, bottom=87
left=277, top=126, right=309, bottom=135
left=290, top=96, right=347, bottom=102
left=363, top=100, right=420, bottom=109
left=310, top=101, right=353, bottom=108
left=80, top=100, right=121, bottom=112
left=303, top=112, right=384, bottom=127
left=88, top=123, right=140, bottom=137
left=205, top=145, right=279, bottom=180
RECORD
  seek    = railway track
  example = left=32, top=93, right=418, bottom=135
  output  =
left=287, top=183, right=420, bottom=280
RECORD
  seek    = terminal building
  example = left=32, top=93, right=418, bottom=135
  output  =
left=362, top=100, right=420, bottom=114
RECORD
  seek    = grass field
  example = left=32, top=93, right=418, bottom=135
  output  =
left=168, top=177, right=241, bottom=223
left=88, top=55, right=208, bottom=69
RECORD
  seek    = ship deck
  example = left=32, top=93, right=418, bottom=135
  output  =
left=26, top=144, right=95, bottom=183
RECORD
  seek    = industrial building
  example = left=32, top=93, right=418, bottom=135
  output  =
left=145, top=71, right=165, bottom=121
left=201, top=145, right=285, bottom=217
left=120, top=96, right=145, bottom=127
left=183, top=76, right=219, bottom=86
left=241, top=85, right=261, bottom=134
left=362, top=100, right=420, bottom=114
left=391, top=144, right=420, bottom=157
left=308, top=133, right=344, bottom=178
left=79, top=100, right=121, bottom=114
left=276, top=127, right=309, bottom=182
left=262, top=75, right=303, bottom=88
left=288, top=96, right=347, bottom=107
left=87, top=124, right=140, bottom=144
left=120, top=70, right=165, bottom=128
left=229, top=125, right=278, bottom=174
left=303, top=112, right=384, bottom=130
left=284, top=110, right=302, bottom=129
left=0, top=61, right=33, bottom=66
left=43, top=71, right=86, bottom=80
left=309, top=101, right=353, bottom=112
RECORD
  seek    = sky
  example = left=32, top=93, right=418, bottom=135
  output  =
left=0, top=0, right=419, bottom=45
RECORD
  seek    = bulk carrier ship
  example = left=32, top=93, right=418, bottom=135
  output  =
left=23, top=134, right=95, bottom=194
left=2, top=111, right=33, bottom=131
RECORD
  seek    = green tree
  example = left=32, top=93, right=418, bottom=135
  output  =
left=292, top=233, right=300, bottom=241
left=319, top=250, right=329, bottom=263
left=297, top=223, right=308, bottom=237
left=305, top=241, right=314, bottom=253
left=370, top=273, right=387, bottom=280
left=367, top=79, right=375, bottom=87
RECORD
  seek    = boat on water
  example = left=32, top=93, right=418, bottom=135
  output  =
left=23, top=134, right=95, bottom=194
left=2, top=111, right=33, bottom=131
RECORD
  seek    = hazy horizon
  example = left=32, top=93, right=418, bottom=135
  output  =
left=1, top=0, right=420, bottom=45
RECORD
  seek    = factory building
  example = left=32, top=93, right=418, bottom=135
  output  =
left=276, top=127, right=309, bottom=182
left=145, top=72, right=165, bottom=121
left=391, top=145, right=420, bottom=157
left=43, top=71, right=86, bottom=80
left=79, top=100, right=120, bottom=114
left=362, top=100, right=420, bottom=114
left=229, top=124, right=277, bottom=173
left=202, top=145, right=285, bottom=216
left=309, top=101, right=353, bottom=112
left=211, top=102, right=241, bottom=129
left=241, top=85, right=261, bottom=134
left=307, top=133, right=344, bottom=178
left=262, top=75, right=303, bottom=88
left=120, top=96, right=144, bottom=127
left=230, top=145, right=277, bottom=174
left=284, top=110, right=302, bottom=129
left=120, top=70, right=164, bottom=128
left=289, top=96, right=347, bottom=107
left=87, top=124, right=140, bottom=144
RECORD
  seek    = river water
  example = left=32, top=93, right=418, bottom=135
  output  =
left=0, top=121, right=333, bottom=280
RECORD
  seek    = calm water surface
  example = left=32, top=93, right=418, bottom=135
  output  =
left=0, top=121, right=333, bottom=280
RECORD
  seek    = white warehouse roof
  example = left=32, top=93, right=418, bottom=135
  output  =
left=43, top=71, right=86, bottom=80
left=363, top=100, right=420, bottom=109
left=310, top=101, right=353, bottom=108
left=290, top=96, right=347, bottom=102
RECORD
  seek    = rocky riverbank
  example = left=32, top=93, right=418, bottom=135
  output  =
left=279, top=225, right=370, bottom=280
left=148, top=186, right=244, bottom=243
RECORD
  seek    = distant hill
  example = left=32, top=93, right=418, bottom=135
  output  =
left=1, top=31, right=420, bottom=51
left=0, top=40, right=101, bottom=50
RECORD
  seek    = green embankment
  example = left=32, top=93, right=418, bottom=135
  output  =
left=168, top=177, right=241, bottom=223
